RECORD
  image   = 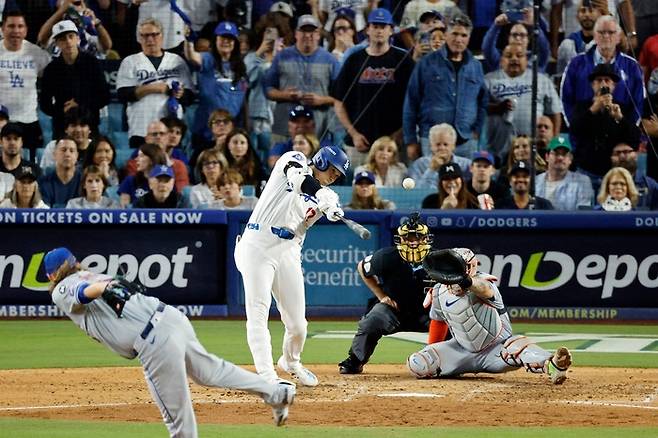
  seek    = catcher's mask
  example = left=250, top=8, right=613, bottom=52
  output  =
left=452, top=247, right=478, bottom=277
left=394, top=213, right=433, bottom=264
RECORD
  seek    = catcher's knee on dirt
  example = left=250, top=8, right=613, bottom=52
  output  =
left=407, top=344, right=441, bottom=378
left=500, top=335, right=551, bottom=373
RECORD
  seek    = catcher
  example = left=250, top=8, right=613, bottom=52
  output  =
left=407, top=247, right=572, bottom=384
left=44, top=247, right=295, bottom=436
left=338, top=213, right=448, bottom=374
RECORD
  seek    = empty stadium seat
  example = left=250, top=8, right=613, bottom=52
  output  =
left=111, top=131, right=130, bottom=149
left=107, top=103, right=125, bottom=133
left=37, top=109, right=52, bottom=146
left=105, top=185, right=120, bottom=202
left=180, top=185, right=193, bottom=208
left=333, top=186, right=435, bottom=210
left=115, top=148, right=133, bottom=169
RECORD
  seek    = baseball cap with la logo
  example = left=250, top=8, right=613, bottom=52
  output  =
left=214, top=21, right=239, bottom=38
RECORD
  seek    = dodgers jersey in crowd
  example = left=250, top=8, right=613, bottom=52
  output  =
left=245, top=151, right=324, bottom=244
left=116, top=52, right=192, bottom=137
left=0, top=41, right=51, bottom=123
left=430, top=274, right=512, bottom=353
left=51, top=271, right=161, bottom=359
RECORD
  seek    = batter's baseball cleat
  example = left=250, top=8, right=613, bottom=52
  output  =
left=270, top=380, right=295, bottom=426
left=338, top=356, right=363, bottom=374
left=547, top=347, right=572, bottom=385
left=277, top=356, right=319, bottom=387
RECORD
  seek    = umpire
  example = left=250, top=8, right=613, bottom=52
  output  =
left=338, top=213, right=448, bottom=374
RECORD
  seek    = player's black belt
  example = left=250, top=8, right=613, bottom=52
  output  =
left=140, top=302, right=166, bottom=340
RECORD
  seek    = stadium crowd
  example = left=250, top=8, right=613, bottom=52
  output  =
left=0, top=0, right=657, bottom=212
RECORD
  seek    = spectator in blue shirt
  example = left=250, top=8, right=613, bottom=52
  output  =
left=560, top=15, right=645, bottom=128
left=38, top=138, right=83, bottom=208
left=184, top=21, right=248, bottom=145
left=263, top=15, right=340, bottom=146
left=535, top=136, right=594, bottom=210
left=403, top=13, right=487, bottom=161
left=482, top=9, right=550, bottom=73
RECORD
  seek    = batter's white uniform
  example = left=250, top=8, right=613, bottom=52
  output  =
left=0, top=40, right=51, bottom=123
left=234, top=151, right=326, bottom=382
left=116, top=51, right=192, bottom=138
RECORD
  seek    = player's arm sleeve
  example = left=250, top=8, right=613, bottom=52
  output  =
left=281, top=153, right=318, bottom=194
left=480, top=278, right=505, bottom=310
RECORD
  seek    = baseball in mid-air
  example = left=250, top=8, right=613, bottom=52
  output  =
left=402, top=177, right=415, bottom=190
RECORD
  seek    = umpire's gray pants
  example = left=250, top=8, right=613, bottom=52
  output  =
left=350, top=303, right=429, bottom=364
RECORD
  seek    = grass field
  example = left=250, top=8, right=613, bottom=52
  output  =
left=1, top=320, right=657, bottom=437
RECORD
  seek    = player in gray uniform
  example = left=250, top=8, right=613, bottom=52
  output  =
left=44, top=247, right=295, bottom=437
left=407, top=248, right=572, bottom=384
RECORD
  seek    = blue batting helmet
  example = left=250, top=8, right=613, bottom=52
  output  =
left=44, top=247, right=77, bottom=277
left=311, top=145, right=350, bottom=176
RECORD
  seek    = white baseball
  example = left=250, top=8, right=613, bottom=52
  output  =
left=402, top=177, right=415, bottom=190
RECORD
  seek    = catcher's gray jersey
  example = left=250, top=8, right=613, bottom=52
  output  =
left=51, top=271, right=161, bottom=359
left=430, top=274, right=512, bottom=353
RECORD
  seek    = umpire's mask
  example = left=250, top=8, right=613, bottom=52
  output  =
left=394, top=213, right=433, bottom=264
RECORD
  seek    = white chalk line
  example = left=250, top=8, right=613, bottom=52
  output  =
left=563, top=400, right=658, bottom=410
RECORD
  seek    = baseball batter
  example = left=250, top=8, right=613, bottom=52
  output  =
left=235, top=145, right=349, bottom=386
left=45, top=247, right=295, bottom=437
left=407, top=248, right=572, bottom=384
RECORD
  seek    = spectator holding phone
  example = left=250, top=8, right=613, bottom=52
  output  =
left=482, top=7, right=550, bottom=73
left=327, top=12, right=358, bottom=62
left=411, top=10, right=446, bottom=61
left=244, top=20, right=287, bottom=162
left=570, top=63, right=641, bottom=188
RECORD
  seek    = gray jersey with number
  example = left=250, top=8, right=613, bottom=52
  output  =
left=51, top=271, right=162, bottom=359
left=430, top=274, right=512, bottom=353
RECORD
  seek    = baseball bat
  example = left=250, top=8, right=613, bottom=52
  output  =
left=339, top=216, right=371, bottom=240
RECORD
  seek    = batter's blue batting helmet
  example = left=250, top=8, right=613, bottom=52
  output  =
left=312, top=145, right=350, bottom=176
left=44, top=247, right=77, bottom=277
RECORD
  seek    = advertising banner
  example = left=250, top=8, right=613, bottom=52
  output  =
left=0, top=226, right=225, bottom=307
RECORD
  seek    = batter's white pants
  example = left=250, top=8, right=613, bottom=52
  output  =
left=234, top=231, right=308, bottom=382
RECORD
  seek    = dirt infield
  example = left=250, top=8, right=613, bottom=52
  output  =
left=1, top=365, right=658, bottom=427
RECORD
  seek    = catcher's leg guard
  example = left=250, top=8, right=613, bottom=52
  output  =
left=500, top=335, right=552, bottom=374
left=407, top=344, right=441, bottom=378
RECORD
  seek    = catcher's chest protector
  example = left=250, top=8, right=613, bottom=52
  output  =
left=431, top=285, right=505, bottom=353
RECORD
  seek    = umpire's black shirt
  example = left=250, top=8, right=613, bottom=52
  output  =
left=361, top=246, right=431, bottom=316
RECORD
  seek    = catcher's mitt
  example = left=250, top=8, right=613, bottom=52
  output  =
left=102, top=277, right=145, bottom=318
left=422, top=249, right=473, bottom=289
